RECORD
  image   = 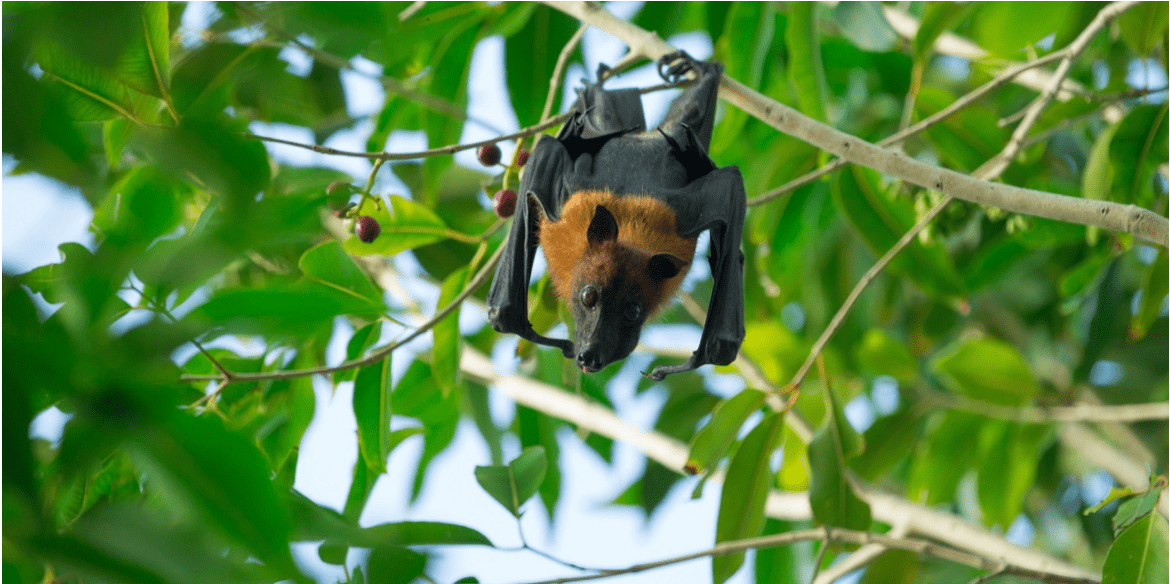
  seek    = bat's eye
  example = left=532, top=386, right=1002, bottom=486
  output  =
left=623, top=304, right=642, bottom=321
left=580, top=286, right=599, bottom=308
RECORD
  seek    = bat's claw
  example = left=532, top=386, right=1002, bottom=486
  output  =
left=658, top=50, right=698, bottom=84
left=644, top=356, right=700, bottom=381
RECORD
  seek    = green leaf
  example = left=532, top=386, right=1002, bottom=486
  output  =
left=1109, top=104, right=1169, bottom=206
left=517, top=401, right=563, bottom=519
left=474, top=446, right=548, bottom=518
left=341, top=458, right=377, bottom=526
left=908, top=411, right=983, bottom=504
left=855, top=329, right=917, bottom=383
left=127, top=413, right=295, bottom=573
left=932, top=337, right=1040, bottom=406
left=103, top=117, right=133, bottom=170
left=92, top=166, right=183, bottom=247
left=354, top=356, right=393, bottom=474
left=190, top=280, right=382, bottom=337
left=280, top=2, right=390, bottom=60
left=335, top=322, right=381, bottom=383
left=807, top=385, right=871, bottom=531
left=914, top=3, right=971, bottom=59
left=976, top=422, right=1051, bottom=527
left=832, top=165, right=965, bottom=298
left=833, top=2, right=897, bottom=52
left=393, top=362, right=458, bottom=502
left=299, top=241, right=385, bottom=306
left=777, top=426, right=810, bottom=491
left=686, top=389, right=768, bottom=475
left=1103, top=513, right=1169, bottom=584
left=343, top=195, right=452, bottom=257
left=786, top=2, right=827, bottom=121
left=1112, top=476, right=1169, bottom=534
left=1117, top=2, right=1169, bottom=56
left=366, top=546, right=426, bottom=584
left=37, top=38, right=135, bottom=121
left=361, top=521, right=493, bottom=547
left=969, top=3, right=1074, bottom=57
left=1131, top=249, right=1169, bottom=341
left=504, top=5, right=573, bottom=126
left=712, top=2, right=774, bottom=154
left=433, top=266, right=468, bottom=396
left=132, top=115, right=270, bottom=206
left=1083, top=116, right=1123, bottom=204
left=916, top=87, right=1009, bottom=171
left=117, top=2, right=170, bottom=99
left=66, top=503, right=270, bottom=584
left=740, top=322, right=805, bottom=382
left=713, top=412, right=786, bottom=584
left=1086, top=486, right=1139, bottom=516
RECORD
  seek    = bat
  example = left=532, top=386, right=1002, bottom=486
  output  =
left=486, top=51, right=746, bottom=381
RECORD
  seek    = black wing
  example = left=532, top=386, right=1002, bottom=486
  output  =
left=646, top=165, right=746, bottom=381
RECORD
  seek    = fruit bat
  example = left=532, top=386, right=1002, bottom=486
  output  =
left=486, top=51, right=746, bottom=380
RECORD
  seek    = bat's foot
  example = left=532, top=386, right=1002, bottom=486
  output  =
left=644, top=357, right=700, bottom=381
left=657, top=50, right=699, bottom=84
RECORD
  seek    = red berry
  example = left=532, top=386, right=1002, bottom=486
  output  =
left=477, top=143, right=501, bottom=167
left=516, top=149, right=530, bottom=167
left=355, top=215, right=381, bottom=243
left=493, top=189, right=517, bottom=219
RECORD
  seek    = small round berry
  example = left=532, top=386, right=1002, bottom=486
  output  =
left=516, top=149, right=530, bottom=167
left=327, top=181, right=347, bottom=196
left=493, top=189, right=518, bottom=219
left=355, top=215, right=381, bottom=243
left=477, top=143, right=502, bottom=167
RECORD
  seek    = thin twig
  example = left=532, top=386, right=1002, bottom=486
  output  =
left=809, top=526, right=832, bottom=584
left=749, top=49, right=1069, bottom=206
left=180, top=240, right=505, bottom=386
left=246, top=115, right=569, bottom=161
left=788, top=0, right=1146, bottom=389
left=543, top=25, right=590, bottom=123
left=230, top=5, right=472, bottom=123
left=128, top=282, right=235, bottom=391
left=790, top=195, right=953, bottom=388
left=976, top=1, right=1140, bottom=181
left=520, top=526, right=1101, bottom=584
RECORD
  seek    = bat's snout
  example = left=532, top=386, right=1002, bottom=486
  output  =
left=575, top=346, right=609, bottom=374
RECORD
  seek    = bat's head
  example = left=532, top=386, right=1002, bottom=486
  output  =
left=569, top=205, right=688, bottom=373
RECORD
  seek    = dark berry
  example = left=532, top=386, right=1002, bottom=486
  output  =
left=477, top=143, right=501, bottom=167
left=516, top=149, right=530, bottom=167
left=355, top=215, right=381, bottom=243
left=493, top=189, right=517, bottom=219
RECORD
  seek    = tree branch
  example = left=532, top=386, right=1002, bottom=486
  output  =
left=548, top=1, right=1168, bottom=246
left=459, top=348, right=1098, bottom=581
left=923, top=391, right=1169, bottom=424
left=179, top=239, right=505, bottom=386
left=516, top=524, right=1100, bottom=584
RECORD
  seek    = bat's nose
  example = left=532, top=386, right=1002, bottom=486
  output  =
left=576, top=347, right=605, bottom=373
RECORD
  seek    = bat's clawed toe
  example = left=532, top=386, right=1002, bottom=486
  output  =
left=657, top=50, right=699, bottom=83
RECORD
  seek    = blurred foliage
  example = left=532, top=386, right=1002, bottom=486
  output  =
left=3, top=2, right=1167, bottom=584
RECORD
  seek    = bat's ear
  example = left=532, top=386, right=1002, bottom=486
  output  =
left=647, top=253, right=687, bottom=281
left=526, top=192, right=548, bottom=222
left=587, top=205, right=619, bottom=246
